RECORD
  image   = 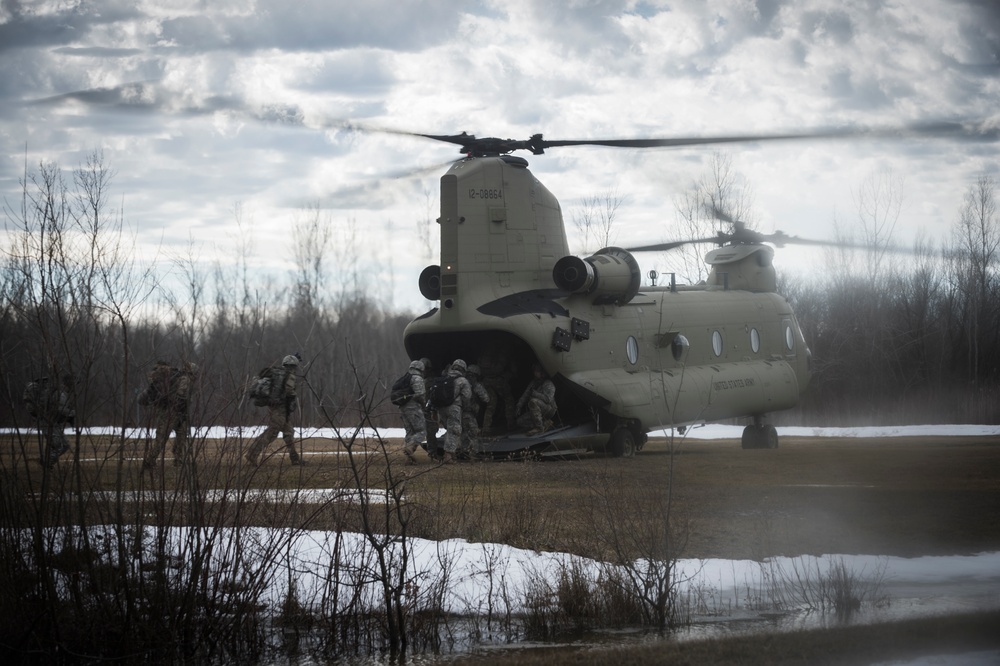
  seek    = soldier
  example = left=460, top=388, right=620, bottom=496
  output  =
left=397, top=359, right=427, bottom=464
left=434, top=359, right=472, bottom=464
left=480, top=350, right=515, bottom=434
left=461, top=364, right=491, bottom=458
left=23, top=372, right=75, bottom=468
left=246, top=353, right=305, bottom=465
left=516, top=363, right=557, bottom=436
left=419, top=357, right=442, bottom=459
left=140, top=361, right=197, bottom=469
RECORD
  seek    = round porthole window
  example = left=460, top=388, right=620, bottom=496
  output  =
left=750, top=328, right=761, bottom=354
left=626, top=336, right=639, bottom=365
left=712, top=330, right=723, bottom=357
left=784, top=324, right=795, bottom=351
left=672, top=334, right=689, bottom=361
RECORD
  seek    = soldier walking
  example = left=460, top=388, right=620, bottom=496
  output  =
left=395, top=359, right=427, bottom=464
left=461, top=364, right=490, bottom=458
left=140, top=361, right=197, bottom=469
left=23, top=371, right=75, bottom=468
left=516, top=363, right=557, bottom=435
left=436, top=359, right=472, bottom=464
left=419, top=357, right=442, bottom=459
left=480, top=351, right=515, bottom=434
left=246, top=353, right=305, bottom=465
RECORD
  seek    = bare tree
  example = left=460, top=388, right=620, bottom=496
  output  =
left=854, top=167, right=905, bottom=282
left=418, top=187, right=435, bottom=259
left=953, top=174, right=1000, bottom=384
left=164, top=236, right=207, bottom=360
left=673, top=152, right=756, bottom=283
left=572, top=187, right=626, bottom=254
left=291, top=203, right=334, bottom=312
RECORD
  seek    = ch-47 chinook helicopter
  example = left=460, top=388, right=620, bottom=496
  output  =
left=19, top=83, right=988, bottom=455
left=398, top=125, right=976, bottom=457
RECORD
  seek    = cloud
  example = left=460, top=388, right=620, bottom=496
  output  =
left=0, top=0, right=998, bottom=314
left=156, top=0, right=475, bottom=54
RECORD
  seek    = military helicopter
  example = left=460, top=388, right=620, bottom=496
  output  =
left=397, top=125, right=976, bottom=457
left=22, top=83, right=983, bottom=455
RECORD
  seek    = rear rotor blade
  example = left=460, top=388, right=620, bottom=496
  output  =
left=624, top=237, right=723, bottom=253
left=534, top=121, right=996, bottom=152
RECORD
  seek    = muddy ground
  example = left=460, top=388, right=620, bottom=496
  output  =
left=389, top=434, right=1000, bottom=561
left=285, top=432, right=1000, bottom=561
left=7, top=432, right=1000, bottom=561
left=632, top=434, right=1000, bottom=560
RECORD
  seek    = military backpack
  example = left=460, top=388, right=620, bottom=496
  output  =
left=23, top=377, right=56, bottom=419
left=248, top=366, right=287, bottom=407
left=389, top=372, right=415, bottom=406
left=427, top=376, right=456, bottom=408
left=138, top=364, right=182, bottom=408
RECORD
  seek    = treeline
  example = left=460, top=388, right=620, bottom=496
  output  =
left=1, top=155, right=998, bottom=429
left=783, top=176, right=1000, bottom=425
left=0, top=153, right=413, bottom=430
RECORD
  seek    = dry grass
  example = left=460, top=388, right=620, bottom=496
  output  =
left=5, top=430, right=1000, bottom=662
left=6, top=432, right=1000, bottom=560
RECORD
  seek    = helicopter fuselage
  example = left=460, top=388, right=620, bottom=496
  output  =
left=404, top=155, right=811, bottom=455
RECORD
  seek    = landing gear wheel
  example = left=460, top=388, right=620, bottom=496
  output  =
left=609, top=428, right=636, bottom=458
left=741, top=424, right=779, bottom=449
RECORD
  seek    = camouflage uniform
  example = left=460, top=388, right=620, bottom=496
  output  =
left=24, top=374, right=75, bottom=468
left=439, top=359, right=472, bottom=463
left=461, top=365, right=490, bottom=456
left=141, top=362, right=196, bottom=468
left=479, top=352, right=515, bottom=433
left=516, top=366, right=557, bottom=434
left=420, top=358, right=442, bottom=458
left=247, top=355, right=304, bottom=465
left=400, top=360, right=427, bottom=462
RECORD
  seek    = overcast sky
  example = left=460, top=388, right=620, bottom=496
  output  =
left=2, top=0, right=998, bottom=313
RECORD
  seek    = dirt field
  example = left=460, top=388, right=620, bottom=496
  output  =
left=390, top=434, right=1000, bottom=561
left=7, top=432, right=1000, bottom=561
left=636, top=434, right=1000, bottom=559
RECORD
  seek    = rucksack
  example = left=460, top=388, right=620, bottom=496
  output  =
left=249, top=367, right=286, bottom=407
left=23, top=377, right=54, bottom=419
left=389, top=372, right=414, bottom=406
left=139, top=365, right=180, bottom=408
left=427, top=376, right=456, bottom=408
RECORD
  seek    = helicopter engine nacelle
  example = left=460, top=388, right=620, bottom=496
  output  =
left=419, top=265, right=441, bottom=301
left=553, top=247, right=642, bottom=305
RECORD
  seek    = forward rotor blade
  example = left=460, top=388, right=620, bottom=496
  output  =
left=710, top=206, right=737, bottom=225
left=764, top=233, right=911, bottom=254
left=625, top=230, right=916, bottom=254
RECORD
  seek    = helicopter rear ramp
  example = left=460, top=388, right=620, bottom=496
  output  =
left=474, top=423, right=606, bottom=458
